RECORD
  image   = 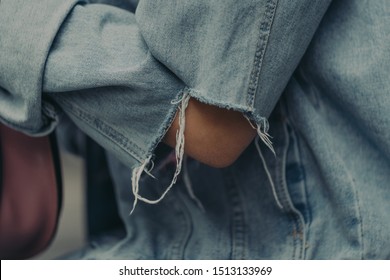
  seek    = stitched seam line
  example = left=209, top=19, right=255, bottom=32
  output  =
left=275, top=121, right=307, bottom=259
left=247, top=0, right=279, bottom=109
left=169, top=189, right=193, bottom=259
left=282, top=98, right=312, bottom=258
left=292, top=124, right=312, bottom=257
left=54, top=97, right=145, bottom=162
left=224, top=170, right=246, bottom=260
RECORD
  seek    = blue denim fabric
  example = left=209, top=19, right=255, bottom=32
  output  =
left=42, top=0, right=331, bottom=169
left=0, top=0, right=81, bottom=135
left=44, top=2, right=186, bottom=169
left=1, top=0, right=389, bottom=259
left=282, top=0, right=390, bottom=258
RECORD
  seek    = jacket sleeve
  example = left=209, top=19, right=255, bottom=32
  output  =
left=136, top=0, right=332, bottom=123
left=41, top=1, right=331, bottom=209
left=42, top=3, right=190, bottom=211
left=0, top=0, right=83, bottom=135
left=43, top=3, right=186, bottom=169
left=42, top=0, right=332, bottom=166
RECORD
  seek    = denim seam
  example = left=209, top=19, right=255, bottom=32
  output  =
left=342, top=165, right=365, bottom=259
left=271, top=128, right=298, bottom=258
left=146, top=89, right=186, bottom=156
left=276, top=121, right=307, bottom=259
left=170, top=188, right=193, bottom=260
left=54, top=89, right=189, bottom=214
left=130, top=90, right=189, bottom=213
left=247, top=0, right=278, bottom=109
left=224, top=169, right=247, bottom=260
left=292, top=126, right=312, bottom=256
left=54, top=97, right=145, bottom=162
left=282, top=98, right=312, bottom=257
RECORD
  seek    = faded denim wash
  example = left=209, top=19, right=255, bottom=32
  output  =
left=0, top=0, right=389, bottom=259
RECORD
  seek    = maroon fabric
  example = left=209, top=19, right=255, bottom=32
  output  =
left=0, top=123, right=61, bottom=259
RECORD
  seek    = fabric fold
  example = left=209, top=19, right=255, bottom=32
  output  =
left=41, top=1, right=332, bottom=211
left=0, top=0, right=83, bottom=135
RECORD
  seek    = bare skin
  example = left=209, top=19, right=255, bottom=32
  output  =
left=163, top=98, right=257, bottom=168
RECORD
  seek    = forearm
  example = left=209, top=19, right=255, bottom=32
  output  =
left=164, top=98, right=256, bottom=168
left=43, top=3, right=257, bottom=169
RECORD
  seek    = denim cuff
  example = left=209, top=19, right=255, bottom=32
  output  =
left=136, top=0, right=332, bottom=120
left=0, top=0, right=84, bottom=135
left=42, top=1, right=332, bottom=212
left=42, top=4, right=189, bottom=212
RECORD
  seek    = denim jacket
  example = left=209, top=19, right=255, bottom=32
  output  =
left=1, top=0, right=389, bottom=259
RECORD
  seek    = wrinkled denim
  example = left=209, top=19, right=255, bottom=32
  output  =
left=0, top=0, right=80, bottom=135
left=1, top=0, right=389, bottom=259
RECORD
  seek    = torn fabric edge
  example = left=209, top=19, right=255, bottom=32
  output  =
left=130, top=89, right=189, bottom=214
left=245, top=114, right=283, bottom=209
left=129, top=87, right=280, bottom=214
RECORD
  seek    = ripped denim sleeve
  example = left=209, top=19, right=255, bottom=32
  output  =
left=43, top=1, right=331, bottom=213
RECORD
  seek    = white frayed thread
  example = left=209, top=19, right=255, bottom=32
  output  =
left=130, top=93, right=190, bottom=214
left=246, top=116, right=283, bottom=209
left=255, top=138, right=283, bottom=209
left=246, top=116, right=275, bottom=156
left=144, top=159, right=156, bottom=179
left=183, top=155, right=205, bottom=212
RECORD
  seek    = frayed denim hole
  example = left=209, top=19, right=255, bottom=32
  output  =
left=130, top=93, right=191, bottom=214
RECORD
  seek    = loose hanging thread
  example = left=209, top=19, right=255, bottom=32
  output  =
left=246, top=116, right=283, bottom=209
left=255, top=138, right=283, bottom=209
left=182, top=155, right=205, bottom=212
left=130, top=93, right=190, bottom=214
